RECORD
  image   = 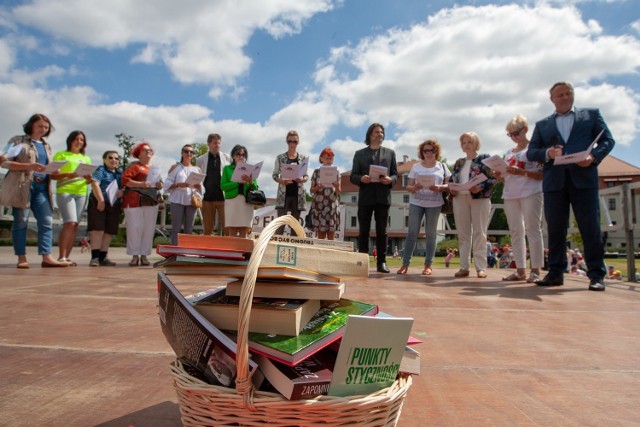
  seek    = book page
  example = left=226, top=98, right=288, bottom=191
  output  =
left=414, top=174, right=435, bottom=188
left=448, top=173, right=488, bottom=192
left=481, top=155, right=508, bottom=174
left=231, top=161, right=263, bottom=182
left=43, top=161, right=68, bottom=175
left=147, top=165, right=162, bottom=184
left=553, top=129, right=604, bottom=165
left=318, top=166, right=338, bottom=186
left=105, top=179, right=119, bottom=205
left=185, top=171, right=206, bottom=186
left=368, top=165, right=388, bottom=182
left=73, top=163, right=99, bottom=177
left=280, top=160, right=306, bottom=180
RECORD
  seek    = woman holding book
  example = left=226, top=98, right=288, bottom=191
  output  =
left=164, top=144, right=203, bottom=245
left=272, top=130, right=308, bottom=235
left=87, top=150, right=123, bottom=266
left=0, top=113, right=68, bottom=268
left=493, top=115, right=544, bottom=282
left=51, top=130, right=93, bottom=266
left=397, top=140, right=450, bottom=275
left=122, top=141, right=163, bottom=266
left=448, top=132, right=496, bottom=279
left=220, top=144, right=259, bottom=238
left=309, top=148, right=340, bottom=240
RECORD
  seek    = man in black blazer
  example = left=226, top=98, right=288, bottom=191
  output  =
left=350, top=123, right=398, bottom=273
left=527, top=82, right=615, bottom=291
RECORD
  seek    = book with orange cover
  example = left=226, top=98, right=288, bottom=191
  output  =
left=177, top=234, right=254, bottom=253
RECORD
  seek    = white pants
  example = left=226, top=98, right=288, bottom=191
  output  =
left=504, top=193, right=544, bottom=269
left=453, top=194, right=490, bottom=271
left=124, top=206, right=158, bottom=256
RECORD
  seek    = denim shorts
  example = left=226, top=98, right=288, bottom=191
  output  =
left=56, top=193, right=87, bottom=223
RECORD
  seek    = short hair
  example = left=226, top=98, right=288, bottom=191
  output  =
left=286, top=130, right=299, bottom=141
left=23, top=113, right=54, bottom=138
left=65, top=130, right=87, bottom=155
left=549, top=81, right=574, bottom=95
left=131, top=141, right=153, bottom=159
left=230, top=144, right=248, bottom=165
left=418, top=139, right=442, bottom=161
left=459, top=132, right=481, bottom=151
left=207, top=133, right=221, bottom=143
left=365, top=123, right=385, bottom=146
left=319, top=147, right=334, bottom=163
left=102, top=150, right=119, bottom=160
left=505, top=115, right=528, bottom=133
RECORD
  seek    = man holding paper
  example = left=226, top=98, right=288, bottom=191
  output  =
left=350, top=123, right=398, bottom=273
left=527, top=81, right=615, bottom=291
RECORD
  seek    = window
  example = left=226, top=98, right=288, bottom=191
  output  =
left=402, top=175, right=409, bottom=187
left=606, top=182, right=616, bottom=188
left=403, top=194, right=410, bottom=203
left=350, top=216, right=357, bottom=227
left=405, top=215, right=409, bottom=228
left=351, top=196, right=357, bottom=203
left=608, top=198, right=616, bottom=211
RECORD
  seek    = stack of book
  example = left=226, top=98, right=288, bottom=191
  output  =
left=155, top=234, right=420, bottom=401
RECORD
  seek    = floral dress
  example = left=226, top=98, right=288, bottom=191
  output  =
left=310, top=167, right=340, bottom=232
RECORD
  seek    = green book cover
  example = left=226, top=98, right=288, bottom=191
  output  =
left=244, top=299, right=378, bottom=366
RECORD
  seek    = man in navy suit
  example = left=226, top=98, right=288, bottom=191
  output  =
left=527, top=82, right=615, bottom=291
left=350, top=123, right=398, bottom=273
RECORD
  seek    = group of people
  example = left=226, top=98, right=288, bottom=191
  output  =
left=351, top=82, right=615, bottom=292
left=0, top=81, right=616, bottom=291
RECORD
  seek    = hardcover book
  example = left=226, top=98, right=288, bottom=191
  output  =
left=177, top=233, right=254, bottom=252
left=193, top=287, right=321, bottom=336
left=251, top=233, right=354, bottom=252
left=156, top=244, right=247, bottom=260
left=328, top=315, right=413, bottom=397
left=161, top=265, right=341, bottom=283
left=236, top=299, right=378, bottom=366
left=156, top=273, right=257, bottom=387
left=225, top=279, right=345, bottom=301
left=153, top=254, right=249, bottom=268
left=256, top=349, right=336, bottom=400
left=260, top=243, right=369, bottom=277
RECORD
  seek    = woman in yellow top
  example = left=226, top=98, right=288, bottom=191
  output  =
left=51, top=131, right=92, bottom=266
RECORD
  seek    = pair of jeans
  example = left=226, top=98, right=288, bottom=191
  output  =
left=401, top=204, right=441, bottom=267
left=12, top=181, right=53, bottom=256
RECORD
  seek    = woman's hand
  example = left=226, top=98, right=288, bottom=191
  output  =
left=155, top=181, right=163, bottom=189
left=97, top=200, right=106, bottom=212
left=32, top=163, right=46, bottom=173
left=470, top=185, right=482, bottom=194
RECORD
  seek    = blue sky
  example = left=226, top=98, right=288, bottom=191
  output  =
left=1, top=0, right=639, bottom=198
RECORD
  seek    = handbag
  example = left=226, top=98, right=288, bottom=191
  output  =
left=131, top=188, right=159, bottom=207
left=191, top=192, right=203, bottom=209
left=245, top=189, right=266, bottom=206
left=440, top=162, right=453, bottom=214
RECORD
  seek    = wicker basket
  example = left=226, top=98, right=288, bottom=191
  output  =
left=169, top=215, right=413, bottom=426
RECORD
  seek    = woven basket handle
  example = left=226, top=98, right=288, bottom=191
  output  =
left=235, top=215, right=306, bottom=406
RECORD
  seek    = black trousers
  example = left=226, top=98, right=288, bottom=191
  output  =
left=357, top=204, right=390, bottom=264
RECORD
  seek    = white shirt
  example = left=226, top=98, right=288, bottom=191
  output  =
left=502, top=147, right=543, bottom=200
left=408, top=162, right=450, bottom=208
left=164, top=164, right=203, bottom=206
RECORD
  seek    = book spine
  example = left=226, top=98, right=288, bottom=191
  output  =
left=251, top=233, right=354, bottom=251
left=261, top=243, right=369, bottom=277
left=290, top=380, right=332, bottom=400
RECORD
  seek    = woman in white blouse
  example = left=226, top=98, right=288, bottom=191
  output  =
left=164, top=144, right=203, bottom=245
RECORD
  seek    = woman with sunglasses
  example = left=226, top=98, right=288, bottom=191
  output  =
left=122, top=141, right=163, bottom=266
left=87, top=150, right=123, bottom=266
left=494, top=115, right=544, bottom=282
left=272, top=130, right=308, bottom=234
left=397, top=140, right=450, bottom=275
left=164, top=144, right=203, bottom=245
left=51, top=130, right=93, bottom=266
left=220, top=145, right=259, bottom=238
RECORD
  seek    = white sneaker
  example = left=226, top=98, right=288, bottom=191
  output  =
left=89, top=258, right=100, bottom=267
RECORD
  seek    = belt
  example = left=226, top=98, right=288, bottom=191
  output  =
left=33, top=176, right=47, bottom=183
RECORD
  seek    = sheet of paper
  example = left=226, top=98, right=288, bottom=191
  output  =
left=231, top=161, right=263, bottom=182
left=553, top=129, right=604, bottom=165
left=414, top=174, right=436, bottom=188
left=147, top=165, right=162, bottom=184
left=481, top=155, right=508, bottom=175
left=318, top=166, right=338, bottom=186
left=448, top=173, right=488, bottom=192
left=369, top=165, right=389, bottom=182
left=73, top=163, right=98, bottom=177
left=5, top=143, right=23, bottom=159
left=185, top=171, right=206, bottom=186
left=43, top=161, right=68, bottom=175
left=105, top=179, right=119, bottom=205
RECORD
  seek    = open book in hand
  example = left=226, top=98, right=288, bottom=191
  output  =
left=280, top=158, right=308, bottom=180
left=448, top=173, right=488, bottom=192
left=318, top=166, right=339, bottom=186
left=231, top=161, right=263, bottom=182
left=368, top=165, right=388, bottom=183
left=481, top=155, right=508, bottom=175
left=185, top=171, right=206, bottom=186
left=553, top=129, right=604, bottom=165
left=72, top=163, right=99, bottom=177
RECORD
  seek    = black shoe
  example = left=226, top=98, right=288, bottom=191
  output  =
left=588, top=278, right=606, bottom=291
left=377, top=263, right=390, bottom=273
left=535, top=273, right=564, bottom=287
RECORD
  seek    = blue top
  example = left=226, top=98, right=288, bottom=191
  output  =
left=92, top=165, right=122, bottom=205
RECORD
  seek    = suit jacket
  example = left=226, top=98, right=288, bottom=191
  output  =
left=196, top=150, right=230, bottom=197
left=350, top=146, right=398, bottom=206
left=527, top=108, right=614, bottom=192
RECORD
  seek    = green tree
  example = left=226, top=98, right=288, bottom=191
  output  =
left=115, top=133, right=136, bottom=170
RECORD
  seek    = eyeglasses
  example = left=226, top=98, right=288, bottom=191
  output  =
left=423, top=149, right=436, bottom=154
left=107, top=156, right=120, bottom=161
left=235, top=152, right=247, bottom=157
left=182, top=150, right=194, bottom=154
left=507, top=128, right=524, bottom=138
left=287, top=140, right=298, bottom=144
left=142, top=148, right=154, bottom=154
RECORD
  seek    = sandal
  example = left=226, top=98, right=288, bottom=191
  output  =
left=129, top=255, right=140, bottom=267
left=396, top=265, right=409, bottom=274
left=17, top=261, right=30, bottom=269
left=422, top=266, right=432, bottom=275
left=502, top=272, right=526, bottom=281
left=526, top=272, right=541, bottom=283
